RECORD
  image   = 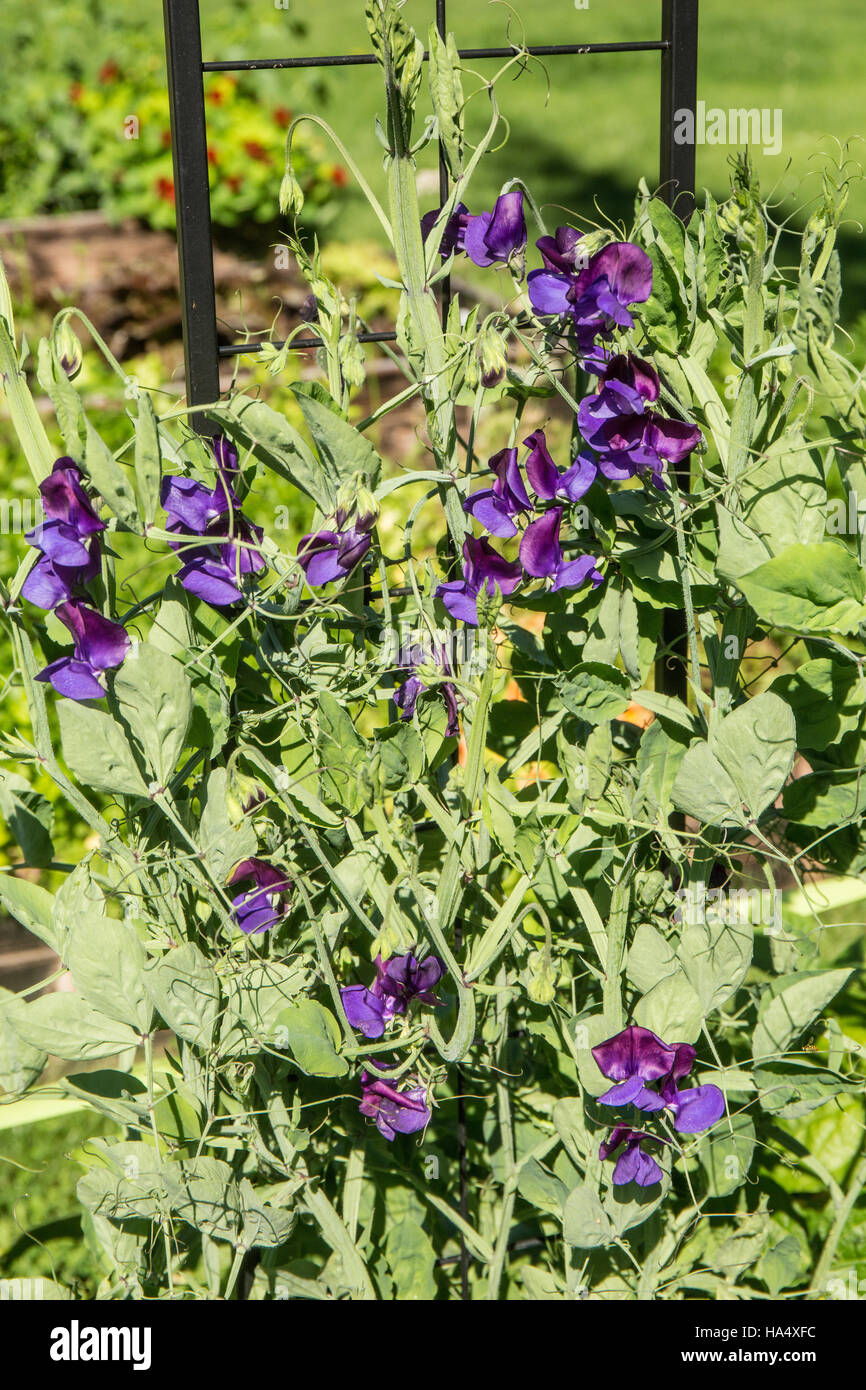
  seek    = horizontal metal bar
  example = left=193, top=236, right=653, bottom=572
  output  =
left=203, top=40, right=667, bottom=73
left=219, top=330, right=398, bottom=357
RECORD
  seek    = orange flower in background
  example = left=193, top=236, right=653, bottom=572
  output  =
left=99, top=60, right=120, bottom=84
left=154, top=177, right=175, bottom=204
left=503, top=677, right=526, bottom=702
left=69, top=82, right=84, bottom=103
left=331, top=166, right=349, bottom=187
left=273, top=106, right=293, bottom=128
left=617, top=701, right=654, bottom=729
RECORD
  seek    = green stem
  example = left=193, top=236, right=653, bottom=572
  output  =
left=810, top=1139, right=866, bottom=1296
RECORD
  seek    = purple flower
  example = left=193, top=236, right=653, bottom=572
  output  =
left=211, top=435, right=239, bottom=478
left=161, top=475, right=237, bottom=535
left=297, top=524, right=371, bottom=587
left=393, top=641, right=460, bottom=738
left=227, top=857, right=293, bottom=935
left=26, top=458, right=105, bottom=567
left=519, top=507, right=603, bottom=593
left=36, top=600, right=130, bottom=701
left=578, top=354, right=702, bottom=488
left=22, top=544, right=101, bottom=610
left=464, top=191, right=526, bottom=269
left=599, top=1125, right=666, bottom=1187
left=342, top=952, right=446, bottom=1040
left=161, top=474, right=265, bottom=606
left=435, top=536, right=522, bottom=626
left=359, top=1070, right=431, bottom=1142
left=536, top=225, right=587, bottom=276
left=592, top=1024, right=725, bottom=1135
left=522, top=429, right=597, bottom=504
left=528, top=238, right=652, bottom=350
left=463, top=446, right=532, bottom=538
left=421, top=202, right=469, bottom=258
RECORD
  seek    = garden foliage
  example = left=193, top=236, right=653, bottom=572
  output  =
left=0, top=1, right=864, bottom=1300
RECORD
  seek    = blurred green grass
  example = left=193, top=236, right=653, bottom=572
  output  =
left=221, top=0, right=864, bottom=312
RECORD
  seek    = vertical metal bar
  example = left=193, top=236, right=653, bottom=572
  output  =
left=163, top=0, right=221, bottom=432
left=658, top=0, right=699, bottom=707
left=660, top=0, right=699, bottom=220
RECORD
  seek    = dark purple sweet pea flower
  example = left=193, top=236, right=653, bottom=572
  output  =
left=464, top=191, right=526, bottom=269
left=463, top=446, right=532, bottom=539
left=161, top=475, right=237, bottom=536
left=393, top=641, right=460, bottom=737
left=523, top=429, right=597, bottom=504
left=359, top=1070, right=431, bottom=1141
left=162, top=474, right=265, bottom=606
left=211, top=435, right=239, bottom=477
left=592, top=1024, right=725, bottom=1135
left=26, top=458, right=105, bottom=567
left=435, top=536, right=522, bottom=626
left=536, top=225, right=587, bottom=276
left=21, top=543, right=101, bottom=610
left=528, top=239, right=652, bottom=351
left=599, top=1125, right=666, bottom=1187
left=227, top=857, right=293, bottom=935
left=342, top=951, right=446, bottom=1040
left=578, top=354, right=702, bottom=489
left=297, top=524, right=371, bottom=587
left=36, top=599, right=130, bottom=701
left=421, top=202, right=469, bottom=258
left=519, top=507, right=603, bottom=593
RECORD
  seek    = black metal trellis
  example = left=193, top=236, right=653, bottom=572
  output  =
left=163, top=0, right=699, bottom=420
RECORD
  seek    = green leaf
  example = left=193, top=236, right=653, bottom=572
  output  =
left=291, top=383, right=383, bottom=493
left=114, top=642, right=193, bottom=786
left=66, top=916, right=152, bottom=1033
left=559, top=662, right=632, bottom=726
left=145, top=943, right=220, bottom=1048
left=783, top=772, right=866, bottom=829
left=755, top=1062, right=862, bottom=1118
left=757, top=1234, right=805, bottom=1297
left=562, top=1184, right=613, bottom=1248
left=214, top=396, right=331, bottom=512
left=634, top=969, right=704, bottom=1042
left=635, top=722, right=689, bottom=819
left=57, top=701, right=148, bottom=798
left=0, top=986, right=46, bottom=1094
left=198, top=767, right=258, bottom=881
left=737, top=542, right=866, bottom=635
left=276, top=999, right=347, bottom=1077
left=222, top=960, right=312, bottom=1054
left=134, top=393, right=162, bottom=528
left=626, top=922, right=679, bottom=995
left=517, top=1158, right=569, bottom=1217
left=697, top=1113, right=755, bottom=1198
left=0, top=873, right=58, bottom=949
left=771, top=658, right=864, bottom=753
left=8, top=992, right=139, bottom=1060
left=386, top=1217, right=438, bottom=1300
left=678, top=913, right=753, bottom=1013
left=0, top=775, right=54, bottom=867
left=752, top=968, right=853, bottom=1060
left=671, top=692, right=796, bottom=826
left=83, top=419, right=141, bottom=530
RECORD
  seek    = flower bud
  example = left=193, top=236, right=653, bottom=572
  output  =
left=279, top=168, right=305, bottom=217
left=55, top=319, right=83, bottom=379
left=478, top=322, right=507, bottom=389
